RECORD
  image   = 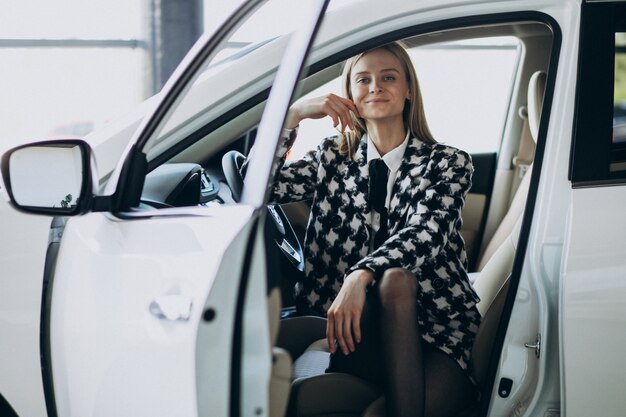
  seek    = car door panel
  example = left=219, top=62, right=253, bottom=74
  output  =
left=561, top=186, right=626, bottom=417
left=0, top=199, right=49, bottom=417
left=50, top=206, right=255, bottom=417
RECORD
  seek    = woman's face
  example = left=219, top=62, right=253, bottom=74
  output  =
left=349, top=48, right=411, bottom=124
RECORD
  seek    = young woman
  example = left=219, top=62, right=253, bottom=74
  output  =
left=270, top=42, right=481, bottom=416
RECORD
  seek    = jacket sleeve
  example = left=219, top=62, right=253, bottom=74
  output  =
left=241, top=128, right=320, bottom=204
left=347, top=148, right=473, bottom=278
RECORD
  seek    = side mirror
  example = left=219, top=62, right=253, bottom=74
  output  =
left=1, top=140, right=96, bottom=216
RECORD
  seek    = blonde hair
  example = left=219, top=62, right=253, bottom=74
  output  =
left=339, top=41, right=436, bottom=158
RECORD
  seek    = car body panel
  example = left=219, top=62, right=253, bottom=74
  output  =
left=561, top=186, right=626, bottom=417
left=0, top=198, right=49, bottom=417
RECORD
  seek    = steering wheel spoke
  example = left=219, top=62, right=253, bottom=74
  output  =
left=222, top=150, right=305, bottom=274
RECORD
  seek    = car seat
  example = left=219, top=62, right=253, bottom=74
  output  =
left=277, top=71, right=547, bottom=417
left=477, top=70, right=546, bottom=271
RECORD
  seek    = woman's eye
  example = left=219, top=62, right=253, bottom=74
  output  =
left=383, top=75, right=396, bottom=81
left=356, top=78, right=369, bottom=84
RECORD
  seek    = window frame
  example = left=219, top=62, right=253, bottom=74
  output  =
left=570, top=1, right=626, bottom=187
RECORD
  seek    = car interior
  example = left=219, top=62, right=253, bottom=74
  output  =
left=134, top=16, right=554, bottom=417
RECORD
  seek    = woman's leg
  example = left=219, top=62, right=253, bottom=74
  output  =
left=362, top=348, right=476, bottom=417
left=362, top=268, right=476, bottom=417
left=421, top=346, right=476, bottom=417
left=376, top=268, right=424, bottom=417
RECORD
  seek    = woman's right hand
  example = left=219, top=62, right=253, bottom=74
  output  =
left=285, top=93, right=360, bottom=131
left=326, top=269, right=373, bottom=355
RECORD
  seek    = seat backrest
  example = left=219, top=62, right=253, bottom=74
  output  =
left=268, top=288, right=294, bottom=417
left=477, top=70, right=546, bottom=271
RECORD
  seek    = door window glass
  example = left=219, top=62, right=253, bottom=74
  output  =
left=613, top=33, right=626, bottom=144
left=611, top=33, right=626, bottom=173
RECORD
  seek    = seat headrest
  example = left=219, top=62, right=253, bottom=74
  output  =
left=528, top=71, right=547, bottom=142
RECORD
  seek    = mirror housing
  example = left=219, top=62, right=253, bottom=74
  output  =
left=1, top=139, right=97, bottom=216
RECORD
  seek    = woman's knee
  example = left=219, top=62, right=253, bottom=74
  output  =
left=378, top=268, right=417, bottom=306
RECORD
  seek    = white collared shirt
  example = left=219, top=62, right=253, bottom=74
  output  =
left=366, top=130, right=410, bottom=252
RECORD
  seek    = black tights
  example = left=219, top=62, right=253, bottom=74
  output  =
left=328, top=268, right=475, bottom=417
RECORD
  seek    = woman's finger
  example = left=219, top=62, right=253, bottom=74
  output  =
left=337, top=100, right=359, bottom=131
left=343, top=315, right=355, bottom=353
left=334, top=313, right=349, bottom=355
left=324, top=100, right=352, bottom=132
left=329, top=96, right=358, bottom=127
left=326, top=313, right=336, bottom=354
left=325, top=99, right=357, bottom=132
left=339, top=96, right=360, bottom=119
left=352, top=311, right=362, bottom=345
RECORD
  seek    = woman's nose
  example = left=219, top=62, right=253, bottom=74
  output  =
left=370, top=79, right=383, bottom=93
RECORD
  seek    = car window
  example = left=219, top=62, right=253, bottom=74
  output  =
left=571, top=3, right=626, bottom=186
left=141, top=0, right=321, bottom=162
left=287, top=36, right=519, bottom=160
left=111, top=0, right=327, bottom=211
left=613, top=33, right=626, bottom=144
left=611, top=32, right=626, bottom=173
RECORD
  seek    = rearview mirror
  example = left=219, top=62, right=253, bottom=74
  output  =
left=1, top=140, right=95, bottom=215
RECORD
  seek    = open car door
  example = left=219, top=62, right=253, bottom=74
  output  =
left=0, top=1, right=328, bottom=416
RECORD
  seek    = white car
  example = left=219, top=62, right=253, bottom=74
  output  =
left=1, top=0, right=626, bottom=416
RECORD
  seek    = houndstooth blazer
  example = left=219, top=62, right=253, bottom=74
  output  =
left=269, top=132, right=481, bottom=323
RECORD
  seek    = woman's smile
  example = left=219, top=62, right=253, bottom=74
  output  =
left=367, top=98, right=390, bottom=104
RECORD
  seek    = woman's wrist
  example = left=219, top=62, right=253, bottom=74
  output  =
left=346, top=269, right=375, bottom=287
left=285, top=108, right=301, bottom=130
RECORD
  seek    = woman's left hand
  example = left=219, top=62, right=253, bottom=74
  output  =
left=326, top=269, right=374, bottom=355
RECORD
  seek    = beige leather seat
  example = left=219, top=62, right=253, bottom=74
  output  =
left=278, top=70, right=547, bottom=417
left=269, top=288, right=294, bottom=417
left=477, top=70, right=546, bottom=271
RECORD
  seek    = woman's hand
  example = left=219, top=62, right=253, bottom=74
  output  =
left=285, top=93, right=360, bottom=131
left=326, top=269, right=374, bottom=355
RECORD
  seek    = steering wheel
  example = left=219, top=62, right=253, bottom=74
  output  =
left=222, top=150, right=305, bottom=273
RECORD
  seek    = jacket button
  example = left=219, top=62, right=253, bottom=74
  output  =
left=432, top=278, right=445, bottom=291
left=330, top=214, right=342, bottom=227
left=355, top=229, right=368, bottom=245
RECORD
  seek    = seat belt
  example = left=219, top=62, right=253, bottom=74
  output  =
left=510, top=106, right=535, bottom=204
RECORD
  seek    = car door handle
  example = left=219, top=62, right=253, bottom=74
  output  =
left=149, top=295, right=193, bottom=321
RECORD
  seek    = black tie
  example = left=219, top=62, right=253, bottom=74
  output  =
left=369, top=158, right=389, bottom=249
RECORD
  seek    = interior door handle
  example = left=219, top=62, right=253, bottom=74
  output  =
left=149, top=295, right=193, bottom=321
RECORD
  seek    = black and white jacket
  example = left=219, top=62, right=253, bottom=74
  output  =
left=270, top=132, right=481, bottom=370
